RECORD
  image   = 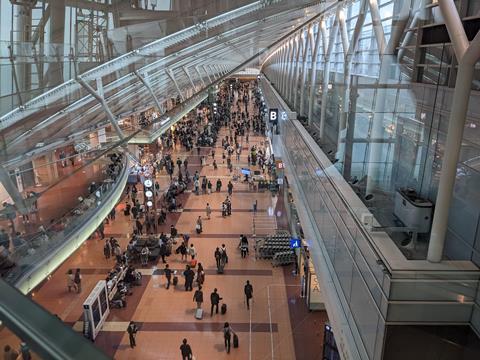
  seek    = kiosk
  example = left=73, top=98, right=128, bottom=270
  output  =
left=83, top=280, right=110, bottom=340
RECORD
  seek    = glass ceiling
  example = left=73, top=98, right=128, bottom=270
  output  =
left=0, top=0, right=336, bottom=169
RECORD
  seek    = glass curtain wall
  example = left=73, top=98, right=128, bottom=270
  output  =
left=263, top=0, right=480, bottom=265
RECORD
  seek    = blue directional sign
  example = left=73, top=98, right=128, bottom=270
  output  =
left=290, top=238, right=301, bottom=249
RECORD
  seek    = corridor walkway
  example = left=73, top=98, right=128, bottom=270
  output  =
left=15, top=88, right=328, bottom=360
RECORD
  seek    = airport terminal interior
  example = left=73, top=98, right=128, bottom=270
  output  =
left=2, top=0, right=480, bottom=359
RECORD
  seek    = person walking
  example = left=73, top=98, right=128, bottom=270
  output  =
left=164, top=264, right=172, bottom=289
left=193, top=286, right=204, bottom=309
left=206, top=203, right=212, bottom=220
left=194, top=178, right=200, bottom=195
left=127, top=321, right=138, bottom=348
left=223, top=322, right=235, bottom=354
left=244, top=280, right=253, bottom=310
left=183, top=265, right=195, bottom=291
left=180, top=338, right=193, bottom=360
left=196, top=263, right=205, bottom=287
left=210, top=288, right=222, bottom=316
left=195, top=216, right=202, bottom=234
left=240, top=241, right=248, bottom=258
left=135, top=219, right=143, bottom=235
left=214, top=247, right=222, bottom=269
left=74, top=269, right=82, bottom=293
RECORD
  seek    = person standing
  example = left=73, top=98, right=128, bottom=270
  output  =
left=67, top=269, right=77, bottom=293
left=164, top=264, right=172, bottom=289
left=103, top=239, right=111, bottom=259
left=189, top=244, right=197, bottom=260
left=127, top=321, right=138, bottom=348
left=195, top=216, right=202, bottom=234
left=141, top=245, right=150, bottom=266
left=223, top=322, right=235, bottom=354
left=180, top=338, right=193, bottom=360
left=210, top=288, right=222, bottom=316
left=135, top=219, right=143, bottom=235
left=74, top=269, right=82, bottom=293
left=244, top=280, right=253, bottom=310
left=193, top=286, right=204, bottom=309
left=214, top=247, right=222, bottom=269
left=206, top=203, right=212, bottom=220
left=183, top=265, right=195, bottom=291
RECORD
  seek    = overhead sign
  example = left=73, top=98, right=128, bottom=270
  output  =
left=281, top=111, right=288, bottom=120
left=269, top=108, right=279, bottom=123
left=290, top=238, right=301, bottom=249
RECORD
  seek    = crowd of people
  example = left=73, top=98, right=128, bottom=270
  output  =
left=53, top=80, right=270, bottom=358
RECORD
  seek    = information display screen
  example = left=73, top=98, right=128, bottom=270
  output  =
left=99, top=290, right=108, bottom=315
left=92, top=301, right=101, bottom=328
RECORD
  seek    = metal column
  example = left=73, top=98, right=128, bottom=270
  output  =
left=428, top=0, right=480, bottom=262
left=291, top=34, right=303, bottom=106
left=319, top=12, right=340, bottom=140
left=299, top=24, right=313, bottom=115
left=308, top=22, right=323, bottom=126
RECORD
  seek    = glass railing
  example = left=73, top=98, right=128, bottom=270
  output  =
left=1, top=153, right=129, bottom=289
left=0, top=279, right=109, bottom=359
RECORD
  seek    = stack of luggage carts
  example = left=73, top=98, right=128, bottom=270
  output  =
left=255, top=230, right=296, bottom=266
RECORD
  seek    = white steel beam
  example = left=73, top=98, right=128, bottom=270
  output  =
left=165, top=68, right=185, bottom=101
left=319, top=11, right=340, bottom=140
left=308, top=21, right=323, bottom=126
left=299, top=24, right=313, bottom=115
left=428, top=0, right=480, bottom=262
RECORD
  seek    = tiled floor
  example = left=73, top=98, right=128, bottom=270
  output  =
left=2, top=90, right=329, bottom=359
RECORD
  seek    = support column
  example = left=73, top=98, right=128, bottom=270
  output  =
left=427, top=0, right=480, bottom=262
left=47, top=0, right=65, bottom=86
left=291, top=34, right=303, bottom=106
left=286, top=38, right=298, bottom=104
left=338, top=0, right=367, bottom=151
left=299, top=24, right=313, bottom=115
left=308, top=22, right=323, bottom=126
left=365, top=0, right=412, bottom=194
left=320, top=13, right=340, bottom=140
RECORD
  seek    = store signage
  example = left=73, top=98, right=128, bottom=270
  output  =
left=269, top=108, right=279, bottom=123
left=290, top=238, right=301, bottom=249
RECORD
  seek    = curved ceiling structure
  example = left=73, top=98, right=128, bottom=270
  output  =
left=0, top=0, right=337, bottom=170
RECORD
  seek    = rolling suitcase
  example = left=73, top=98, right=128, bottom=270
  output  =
left=195, top=308, right=203, bottom=320
left=190, top=259, right=198, bottom=268
left=172, top=276, right=178, bottom=286
left=221, top=303, right=227, bottom=315
left=233, top=333, right=239, bottom=348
